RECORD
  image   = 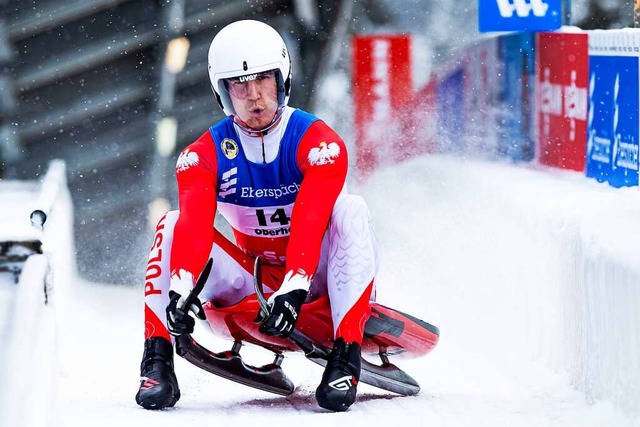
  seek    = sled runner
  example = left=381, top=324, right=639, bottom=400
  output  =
left=175, top=258, right=439, bottom=396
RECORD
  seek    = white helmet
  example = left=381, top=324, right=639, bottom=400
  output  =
left=208, top=20, right=292, bottom=118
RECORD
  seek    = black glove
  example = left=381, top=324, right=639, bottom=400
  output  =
left=166, top=290, right=206, bottom=337
left=258, top=289, right=308, bottom=337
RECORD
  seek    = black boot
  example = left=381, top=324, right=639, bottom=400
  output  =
left=315, top=338, right=361, bottom=412
left=135, top=337, right=180, bottom=409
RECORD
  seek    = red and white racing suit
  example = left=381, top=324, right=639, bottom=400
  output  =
left=143, top=107, right=378, bottom=345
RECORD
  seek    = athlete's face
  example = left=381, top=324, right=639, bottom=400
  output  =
left=226, top=70, right=279, bottom=130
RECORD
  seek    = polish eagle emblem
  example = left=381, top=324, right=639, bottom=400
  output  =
left=308, top=141, right=340, bottom=166
left=176, top=149, right=199, bottom=172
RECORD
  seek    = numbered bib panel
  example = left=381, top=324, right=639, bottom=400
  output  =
left=218, top=202, right=294, bottom=265
left=218, top=202, right=293, bottom=238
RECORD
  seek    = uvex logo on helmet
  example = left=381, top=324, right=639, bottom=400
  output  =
left=239, top=74, right=258, bottom=82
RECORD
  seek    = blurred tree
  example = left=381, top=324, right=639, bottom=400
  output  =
left=575, top=0, right=633, bottom=29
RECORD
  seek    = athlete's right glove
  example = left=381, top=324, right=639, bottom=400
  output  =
left=258, top=289, right=308, bottom=337
left=166, top=290, right=206, bottom=336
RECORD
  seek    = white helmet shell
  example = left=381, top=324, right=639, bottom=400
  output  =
left=208, top=20, right=292, bottom=117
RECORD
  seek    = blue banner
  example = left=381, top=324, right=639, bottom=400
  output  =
left=496, top=32, right=536, bottom=162
left=436, top=68, right=465, bottom=153
left=586, top=55, right=639, bottom=187
left=479, top=0, right=562, bottom=32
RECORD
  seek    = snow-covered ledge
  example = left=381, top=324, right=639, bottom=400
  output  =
left=507, top=170, right=640, bottom=415
left=0, top=160, right=75, bottom=427
left=366, top=156, right=640, bottom=417
left=472, top=161, right=640, bottom=414
left=32, top=159, right=68, bottom=228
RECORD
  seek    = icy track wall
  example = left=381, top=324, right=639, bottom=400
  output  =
left=0, top=160, right=75, bottom=427
left=352, top=30, right=639, bottom=414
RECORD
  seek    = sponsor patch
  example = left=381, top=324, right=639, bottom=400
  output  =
left=240, top=183, right=300, bottom=199
left=221, top=138, right=239, bottom=159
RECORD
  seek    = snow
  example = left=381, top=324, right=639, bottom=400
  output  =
left=0, top=181, right=42, bottom=242
left=2, top=154, right=640, bottom=426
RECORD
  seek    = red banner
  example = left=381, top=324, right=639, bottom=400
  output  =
left=353, top=35, right=412, bottom=177
left=402, top=78, right=437, bottom=158
left=536, top=32, right=589, bottom=171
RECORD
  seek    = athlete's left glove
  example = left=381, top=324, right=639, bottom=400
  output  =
left=258, top=289, right=308, bottom=337
left=166, top=290, right=206, bottom=336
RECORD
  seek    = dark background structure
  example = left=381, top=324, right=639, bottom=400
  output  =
left=0, top=0, right=632, bottom=285
left=0, top=0, right=366, bottom=284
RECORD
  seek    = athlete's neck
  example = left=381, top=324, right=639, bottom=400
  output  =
left=232, top=108, right=284, bottom=137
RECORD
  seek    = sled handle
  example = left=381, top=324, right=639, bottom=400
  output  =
left=178, top=258, right=213, bottom=312
left=252, top=257, right=330, bottom=359
left=253, top=257, right=271, bottom=318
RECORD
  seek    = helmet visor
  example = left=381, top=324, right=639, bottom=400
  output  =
left=218, top=69, right=287, bottom=117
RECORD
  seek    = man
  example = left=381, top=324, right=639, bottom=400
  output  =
left=136, top=20, right=378, bottom=412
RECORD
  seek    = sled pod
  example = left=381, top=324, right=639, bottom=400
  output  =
left=202, top=295, right=439, bottom=359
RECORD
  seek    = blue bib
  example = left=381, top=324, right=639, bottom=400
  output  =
left=209, top=109, right=318, bottom=208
